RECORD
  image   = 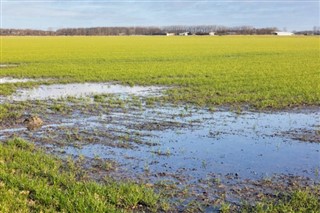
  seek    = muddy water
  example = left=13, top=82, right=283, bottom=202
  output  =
left=5, top=83, right=165, bottom=101
left=1, top=101, right=319, bottom=182
left=62, top=108, right=320, bottom=181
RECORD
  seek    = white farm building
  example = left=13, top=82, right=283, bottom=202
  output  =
left=273, top=32, right=294, bottom=36
left=179, top=32, right=190, bottom=36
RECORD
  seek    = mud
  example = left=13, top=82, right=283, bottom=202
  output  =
left=279, top=128, right=320, bottom=143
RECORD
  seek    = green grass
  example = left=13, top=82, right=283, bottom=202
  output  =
left=0, top=103, right=24, bottom=122
left=241, top=189, right=320, bottom=213
left=0, top=138, right=167, bottom=212
left=1, top=36, right=319, bottom=109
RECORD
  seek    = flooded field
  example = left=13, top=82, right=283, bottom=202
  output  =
left=2, top=83, right=165, bottom=102
left=0, top=77, right=38, bottom=84
left=0, top=82, right=319, bottom=210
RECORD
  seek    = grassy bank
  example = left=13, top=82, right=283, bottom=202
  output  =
left=1, top=36, right=319, bottom=109
left=0, top=138, right=167, bottom=212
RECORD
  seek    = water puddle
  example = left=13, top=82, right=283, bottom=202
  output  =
left=1, top=100, right=318, bottom=183
left=59, top=108, right=319, bottom=182
left=4, top=83, right=165, bottom=101
left=0, top=77, right=38, bottom=84
left=0, top=64, right=18, bottom=68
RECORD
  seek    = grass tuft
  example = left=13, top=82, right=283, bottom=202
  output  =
left=241, top=189, right=320, bottom=213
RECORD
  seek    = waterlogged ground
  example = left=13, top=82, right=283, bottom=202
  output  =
left=0, top=77, right=38, bottom=84
left=1, top=82, right=319, bottom=210
left=2, top=82, right=164, bottom=102
left=0, top=64, right=19, bottom=68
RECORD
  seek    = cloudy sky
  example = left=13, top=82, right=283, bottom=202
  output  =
left=1, top=0, right=319, bottom=31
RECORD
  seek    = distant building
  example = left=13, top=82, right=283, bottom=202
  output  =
left=273, top=31, right=294, bottom=36
left=179, top=32, right=190, bottom=36
left=209, top=32, right=216, bottom=36
left=166, top=33, right=175, bottom=36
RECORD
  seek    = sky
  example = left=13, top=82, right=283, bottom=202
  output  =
left=1, top=0, right=319, bottom=31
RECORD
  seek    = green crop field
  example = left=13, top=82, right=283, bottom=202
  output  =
left=1, top=36, right=319, bottom=109
left=1, top=36, right=320, bottom=212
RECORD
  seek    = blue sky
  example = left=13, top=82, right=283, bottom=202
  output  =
left=1, top=0, right=319, bottom=31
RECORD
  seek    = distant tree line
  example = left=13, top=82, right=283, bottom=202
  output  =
left=53, top=25, right=280, bottom=36
left=294, top=26, right=320, bottom=35
left=0, top=28, right=56, bottom=36
left=0, top=25, right=317, bottom=36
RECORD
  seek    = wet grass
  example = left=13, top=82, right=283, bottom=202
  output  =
left=241, top=189, right=320, bottom=213
left=0, top=103, right=24, bottom=124
left=0, top=138, right=167, bottom=212
left=1, top=36, right=319, bottom=109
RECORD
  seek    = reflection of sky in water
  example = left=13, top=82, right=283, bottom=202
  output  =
left=59, top=108, right=320, bottom=181
left=0, top=96, right=318, bottom=182
left=0, top=64, right=18, bottom=68
left=5, top=83, right=165, bottom=101
left=0, top=77, right=36, bottom=84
